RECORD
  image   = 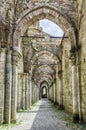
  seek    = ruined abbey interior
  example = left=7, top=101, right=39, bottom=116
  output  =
left=0, top=0, right=86, bottom=127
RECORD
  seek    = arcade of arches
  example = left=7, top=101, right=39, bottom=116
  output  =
left=0, top=0, right=86, bottom=125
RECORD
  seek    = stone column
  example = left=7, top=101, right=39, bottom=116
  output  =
left=0, top=48, right=6, bottom=123
left=28, top=75, right=30, bottom=108
left=49, top=87, right=51, bottom=100
left=34, top=85, right=36, bottom=103
left=50, top=86, right=52, bottom=101
left=53, top=82, right=56, bottom=103
left=22, top=74, right=26, bottom=110
left=4, top=50, right=12, bottom=124
left=71, top=55, right=79, bottom=122
left=36, top=88, right=38, bottom=101
left=51, top=84, right=54, bottom=102
left=11, top=50, right=21, bottom=123
left=25, top=73, right=29, bottom=110
left=37, top=88, right=39, bottom=101
left=17, top=73, right=22, bottom=110
left=58, top=70, right=63, bottom=109
left=29, top=77, right=32, bottom=107
left=55, top=66, right=58, bottom=105
left=48, top=87, right=51, bottom=100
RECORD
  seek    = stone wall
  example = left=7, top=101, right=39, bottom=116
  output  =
left=62, top=39, right=73, bottom=113
left=79, top=0, right=86, bottom=122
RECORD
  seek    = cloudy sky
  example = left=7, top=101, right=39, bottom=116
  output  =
left=39, top=19, right=64, bottom=37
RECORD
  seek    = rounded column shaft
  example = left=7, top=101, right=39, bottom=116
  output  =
left=4, top=50, right=12, bottom=124
left=58, top=70, right=63, bottom=110
left=0, top=48, right=7, bottom=123
left=72, top=64, right=79, bottom=122
left=11, top=50, right=21, bottom=123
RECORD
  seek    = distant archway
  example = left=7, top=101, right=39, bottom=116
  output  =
left=41, top=86, right=47, bottom=98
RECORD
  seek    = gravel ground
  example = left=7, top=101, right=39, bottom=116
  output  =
left=9, top=99, right=83, bottom=130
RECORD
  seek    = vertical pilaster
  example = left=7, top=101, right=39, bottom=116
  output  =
left=25, top=73, right=29, bottom=110
left=71, top=55, right=79, bottom=122
left=37, top=88, right=39, bottom=101
left=29, top=77, right=32, bottom=107
left=22, top=74, right=25, bottom=110
left=0, top=48, right=6, bottom=123
left=11, top=50, right=21, bottom=123
left=58, top=70, right=63, bottom=109
left=4, top=50, right=12, bottom=123
left=51, top=84, right=54, bottom=101
left=55, top=65, right=58, bottom=105
left=17, top=73, right=22, bottom=110
left=48, top=88, right=50, bottom=99
left=28, top=75, right=30, bottom=108
left=53, top=82, right=55, bottom=103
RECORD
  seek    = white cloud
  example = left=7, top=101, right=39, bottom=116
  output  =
left=39, top=19, right=64, bottom=37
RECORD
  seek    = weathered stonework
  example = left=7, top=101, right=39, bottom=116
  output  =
left=79, top=0, right=86, bottom=122
left=0, top=0, right=86, bottom=125
left=0, top=48, right=6, bottom=123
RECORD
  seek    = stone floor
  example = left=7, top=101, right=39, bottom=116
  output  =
left=9, top=99, right=79, bottom=130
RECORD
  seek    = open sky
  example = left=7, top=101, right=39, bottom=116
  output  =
left=39, top=19, right=64, bottom=37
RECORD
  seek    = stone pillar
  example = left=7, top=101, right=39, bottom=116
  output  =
left=58, top=70, right=63, bottom=109
left=71, top=55, right=79, bottom=122
left=11, top=50, right=21, bottom=123
left=48, top=88, right=50, bottom=99
left=36, top=86, right=38, bottom=102
left=55, top=66, right=58, bottom=105
left=0, top=48, right=6, bottom=123
left=50, top=86, right=52, bottom=101
left=25, top=73, right=29, bottom=110
left=51, top=85, right=53, bottom=101
left=34, top=85, right=36, bottom=103
left=29, top=77, right=32, bottom=107
left=31, top=81, right=34, bottom=105
left=37, top=88, right=39, bottom=101
left=53, top=82, right=56, bottom=103
left=4, top=50, right=12, bottom=124
left=22, top=74, right=26, bottom=110
left=28, top=76, right=30, bottom=108
left=49, top=87, right=51, bottom=100
left=17, top=73, right=22, bottom=110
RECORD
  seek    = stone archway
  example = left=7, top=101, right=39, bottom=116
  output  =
left=14, top=4, right=77, bottom=50
left=41, top=86, right=47, bottom=98
left=13, top=4, right=79, bottom=123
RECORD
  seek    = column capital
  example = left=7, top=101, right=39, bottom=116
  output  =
left=12, top=50, right=21, bottom=66
left=18, top=73, right=23, bottom=78
left=69, top=52, right=76, bottom=65
left=70, top=56, right=76, bottom=65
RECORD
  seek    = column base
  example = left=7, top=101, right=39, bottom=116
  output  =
left=3, top=120, right=10, bottom=124
left=54, top=102, right=59, bottom=106
left=4, top=120, right=11, bottom=124
left=54, top=102, right=58, bottom=106
left=58, top=104, right=64, bottom=110
left=73, top=114, right=79, bottom=123
left=11, top=119, right=16, bottom=124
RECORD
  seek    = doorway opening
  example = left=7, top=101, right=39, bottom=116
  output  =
left=42, top=86, right=47, bottom=98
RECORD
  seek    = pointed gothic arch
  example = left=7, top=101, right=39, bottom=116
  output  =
left=14, top=4, right=77, bottom=50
